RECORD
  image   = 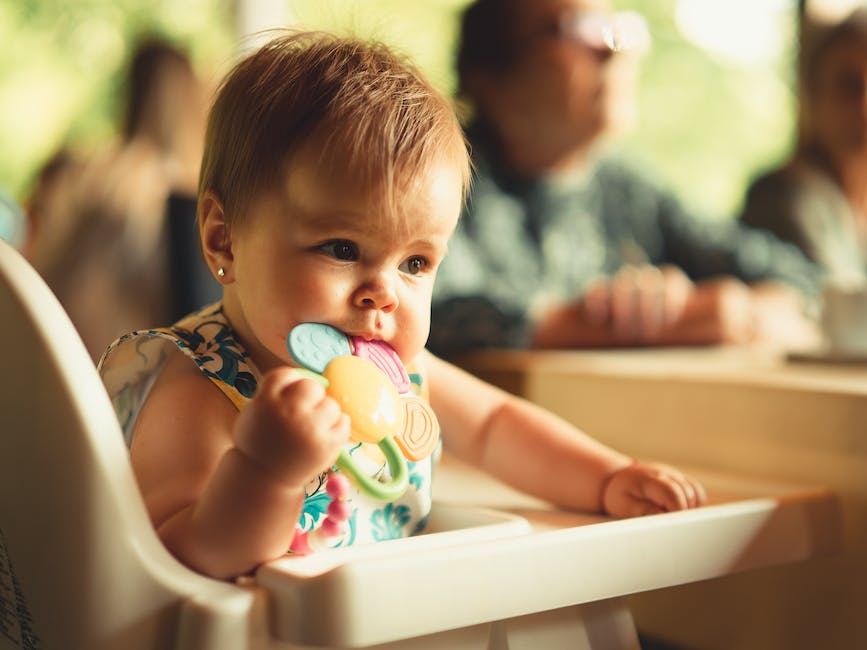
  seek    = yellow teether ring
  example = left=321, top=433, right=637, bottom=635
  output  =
left=323, top=355, right=403, bottom=444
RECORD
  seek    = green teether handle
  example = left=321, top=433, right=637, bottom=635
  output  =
left=336, top=437, right=408, bottom=501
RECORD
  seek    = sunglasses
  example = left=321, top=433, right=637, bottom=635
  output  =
left=556, top=10, right=650, bottom=53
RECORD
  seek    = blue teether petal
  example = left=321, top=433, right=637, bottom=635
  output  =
left=287, top=323, right=352, bottom=374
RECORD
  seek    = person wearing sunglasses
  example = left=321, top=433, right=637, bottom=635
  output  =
left=429, top=0, right=823, bottom=353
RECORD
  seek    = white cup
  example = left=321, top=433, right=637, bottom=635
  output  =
left=821, top=282, right=867, bottom=354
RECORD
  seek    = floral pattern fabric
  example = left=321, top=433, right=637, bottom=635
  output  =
left=98, top=302, right=436, bottom=550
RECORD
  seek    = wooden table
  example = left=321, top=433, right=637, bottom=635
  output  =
left=256, top=454, right=838, bottom=649
left=452, top=346, right=866, bottom=650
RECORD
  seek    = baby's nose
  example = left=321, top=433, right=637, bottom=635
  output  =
left=354, top=273, right=398, bottom=313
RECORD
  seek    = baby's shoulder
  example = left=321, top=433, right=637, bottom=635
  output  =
left=134, top=345, right=236, bottom=448
left=151, top=344, right=216, bottom=395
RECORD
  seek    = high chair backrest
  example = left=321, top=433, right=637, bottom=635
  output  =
left=0, top=240, right=254, bottom=650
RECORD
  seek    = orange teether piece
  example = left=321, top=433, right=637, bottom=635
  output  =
left=394, top=396, right=439, bottom=461
left=323, top=355, right=403, bottom=444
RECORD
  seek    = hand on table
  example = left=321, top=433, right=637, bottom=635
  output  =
left=535, top=266, right=817, bottom=349
left=600, top=460, right=707, bottom=517
left=581, top=264, right=694, bottom=343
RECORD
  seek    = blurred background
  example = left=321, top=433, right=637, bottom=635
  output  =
left=0, top=0, right=855, bottom=220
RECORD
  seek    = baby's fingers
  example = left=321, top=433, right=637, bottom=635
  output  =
left=640, top=475, right=691, bottom=512
left=603, top=461, right=706, bottom=517
left=639, top=468, right=709, bottom=512
left=236, top=368, right=350, bottom=485
left=270, top=368, right=326, bottom=407
left=279, top=375, right=351, bottom=449
left=269, top=370, right=344, bottom=432
left=617, top=495, right=667, bottom=518
left=684, top=474, right=708, bottom=508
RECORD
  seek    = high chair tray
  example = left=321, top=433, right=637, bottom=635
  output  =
left=256, top=472, right=839, bottom=648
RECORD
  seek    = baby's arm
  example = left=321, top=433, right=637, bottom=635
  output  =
left=425, top=352, right=705, bottom=515
left=131, top=351, right=348, bottom=579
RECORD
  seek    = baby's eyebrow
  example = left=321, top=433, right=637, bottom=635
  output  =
left=295, top=215, right=366, bottom=237
left=407, top=236, right=449, bottom=253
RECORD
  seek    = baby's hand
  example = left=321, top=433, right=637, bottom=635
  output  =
left=233, top=367, right=351, bottom=487
left=600, top=461, right=707, bottom=517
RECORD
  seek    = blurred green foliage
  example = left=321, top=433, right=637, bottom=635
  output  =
left=0, top=0, right=233, bottom=203
left=0, top=0, right=796, bottom=220
left=615, top=0, right=798, bottom=219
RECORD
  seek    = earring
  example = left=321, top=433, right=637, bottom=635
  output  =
left=217, top=267, right=225, bottom=278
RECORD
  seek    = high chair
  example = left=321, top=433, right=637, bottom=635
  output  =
left=0, top=239, right=258, bottom=650
left=0, top=239, right=840, bottom=650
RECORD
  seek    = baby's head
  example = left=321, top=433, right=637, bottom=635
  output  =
left=198, top=32, right=470, bottom=371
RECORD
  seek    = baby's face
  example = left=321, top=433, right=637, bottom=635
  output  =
left=223, top=147, right=463, bottom=373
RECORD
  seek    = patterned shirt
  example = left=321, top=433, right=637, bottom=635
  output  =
left=430, top=134, right=822, bottom=353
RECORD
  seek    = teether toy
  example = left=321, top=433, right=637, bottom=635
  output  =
left=288, top=322, right=352, bottom=374
left=351, top=337, right=411, bottom=393
left=286, top=323, right=439, bottom=503
left=290, top=472, right=352, bottom=556
left=396, top=398, right=439, bottom=461
left=323, top=355, right=402, bottom=444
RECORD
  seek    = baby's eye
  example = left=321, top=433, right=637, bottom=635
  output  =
left=318, top=240, right=359, bottom=261
left=399, top=256, right=428, bottom=276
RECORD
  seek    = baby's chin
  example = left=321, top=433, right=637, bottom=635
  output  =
left=388, top=334, right=428, bottom=364
left=394, top=345, right=422, bottom=368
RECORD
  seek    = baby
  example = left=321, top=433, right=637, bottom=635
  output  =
left=98, top=31, right=705, bottom=580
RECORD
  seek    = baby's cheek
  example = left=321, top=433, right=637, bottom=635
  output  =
left=393, top=335, right=424, bottom=367
left=402, top=308, right=431, bottom=357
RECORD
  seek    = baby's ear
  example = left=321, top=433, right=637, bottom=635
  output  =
left=199, top=190, right=233, bottom=283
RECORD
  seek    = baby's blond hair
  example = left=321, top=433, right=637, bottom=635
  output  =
left=199, top=31, right=470, bottom=228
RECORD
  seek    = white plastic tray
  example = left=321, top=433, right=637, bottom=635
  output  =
left=256, top=484, right=838, bottom=648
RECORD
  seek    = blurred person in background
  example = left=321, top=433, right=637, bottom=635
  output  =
left=430, top=0, right=823, bottom=354
left=24, top=36, right=216, bottom=361
left=740, top=7, right=867, bottom=287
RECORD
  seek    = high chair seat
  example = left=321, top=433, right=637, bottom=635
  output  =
left=0, top=239, right=255, bottom=650
left=0, top=239, right=841, bottom=650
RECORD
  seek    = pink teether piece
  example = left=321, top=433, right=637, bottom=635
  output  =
left=351, top=337, right=411, bottom=393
